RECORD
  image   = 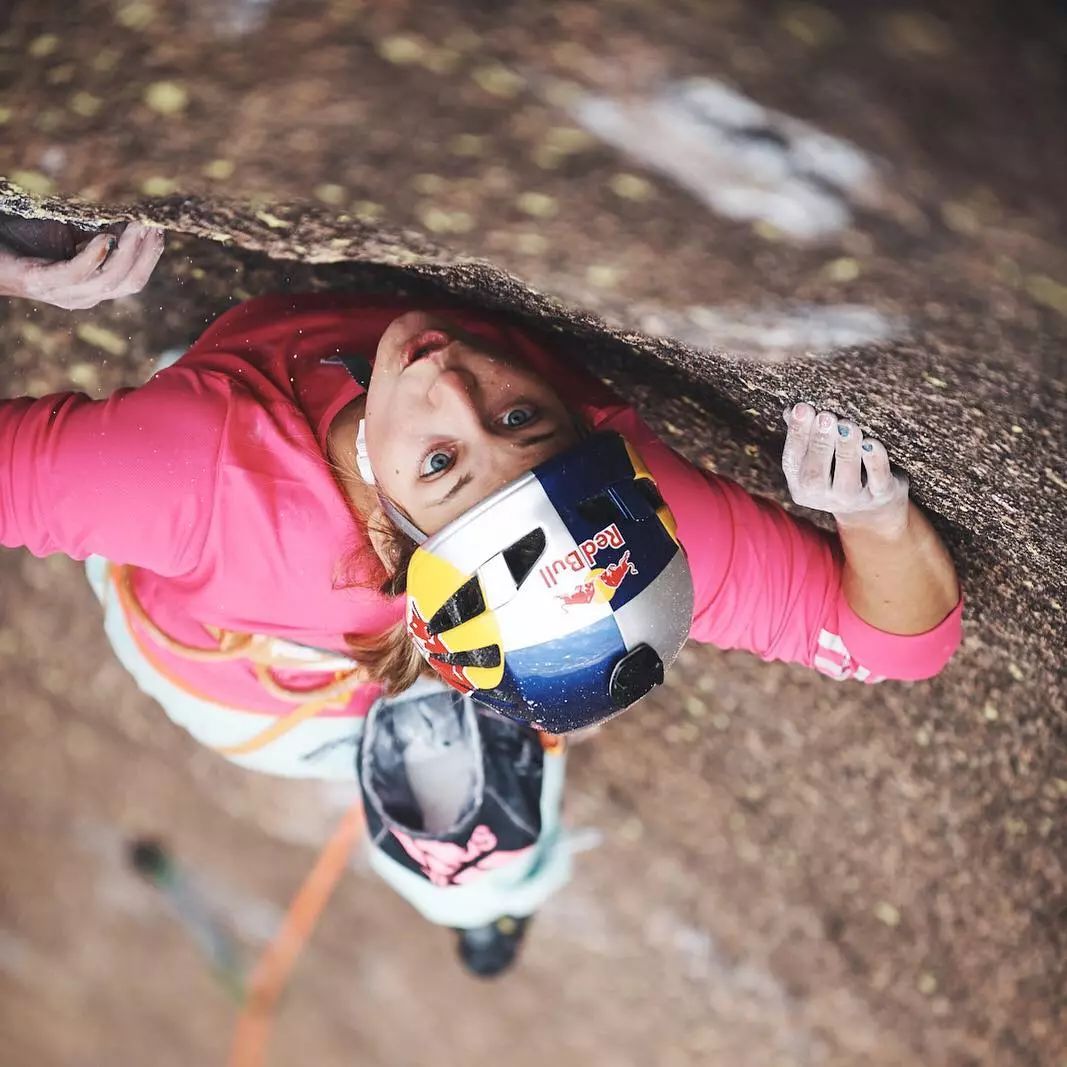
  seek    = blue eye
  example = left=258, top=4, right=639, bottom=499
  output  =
left=420, top=449, right=454, bottom=477
left=502, top=406, right=536, bottom=428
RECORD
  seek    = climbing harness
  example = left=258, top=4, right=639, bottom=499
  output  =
left=109, top=563, right=369, bottom=756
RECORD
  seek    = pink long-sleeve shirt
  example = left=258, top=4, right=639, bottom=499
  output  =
left=1, top=293, right=961, bottom=719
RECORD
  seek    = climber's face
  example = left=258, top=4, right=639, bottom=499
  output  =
left=364, top=311, right=579, bottom=535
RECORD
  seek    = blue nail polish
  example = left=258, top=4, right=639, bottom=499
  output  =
left=838, top=424, right=849, bottom=437
left=862, top=442, right=873, bottom=452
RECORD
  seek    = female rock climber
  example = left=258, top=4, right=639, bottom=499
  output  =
left=0, top=219, right=961, bottom=976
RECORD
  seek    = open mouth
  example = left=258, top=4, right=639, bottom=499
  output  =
left=402, top=330, right=451, bottom=367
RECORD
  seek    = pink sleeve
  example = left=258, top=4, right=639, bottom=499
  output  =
left=600, top=408, right=962, bottom=682
left=0, top=366, right=230, bottom=575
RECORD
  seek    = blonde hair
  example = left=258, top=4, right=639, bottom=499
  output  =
left=340, top=504, right=428, bottom=694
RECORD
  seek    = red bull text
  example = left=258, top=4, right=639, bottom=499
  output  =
left=539, top=523, right=626, bottom=589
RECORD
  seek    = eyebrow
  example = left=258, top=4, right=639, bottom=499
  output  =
left=429, top=429, right=561, bottom=508
left=516, top=430, right=560, bottom=450
left=430, top=472, right=474, bottom=507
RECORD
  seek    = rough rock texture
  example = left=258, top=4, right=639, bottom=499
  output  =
left=0, top=2, right=1065, bottom=1065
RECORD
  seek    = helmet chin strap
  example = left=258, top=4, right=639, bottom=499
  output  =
left=356, top=419, right=428, bottom=545
left=381, top=497, right=428, bottom=545
left=354, top=418, right=376, bottom=483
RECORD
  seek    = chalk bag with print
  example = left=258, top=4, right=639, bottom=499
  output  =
left=357, top=677, right=546, bottom=887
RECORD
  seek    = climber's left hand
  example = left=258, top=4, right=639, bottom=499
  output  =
left=781, top=402, right=911, bottom=537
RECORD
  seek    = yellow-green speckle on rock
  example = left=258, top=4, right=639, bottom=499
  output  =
left=753, top=219, right=784, bottom=242
left=874, top=901, right=901, bottom=927
left=68, top=362, right=101, bottom=391
left=29, top=34, right=59, bottom=58
left=514, top=232, right=547, bottom=255
left=586, top=264, right=621, bottom=288
left=19, top=321, right=45, bottom=344
left=202, top=158, right=234, bottom=180
left=609, top=173, right=654, bottom=201
left=10, top=170, right=55, bottom=195
left=942, top=201, right=980, bottom=235
left=516, top=192, right=558, bottom=218
left=0, top=105, right=11, bottom=125
left=141, top=175, right=176, bottom=196
left=545, top=126, right=593, bottom=152
left=917, top=972, right=938, bottom=995
left=418, top=207, right=473, bottom=234
left=255, top=210, right=291, bottom=230
left=75, top=324, right=127, bottom=357
left=115, top=1, right=156, bottom=29
left=684, top=696, right=707, bottom=719
left=1026, top=274, right=1067, bottom=317
left=314, top=183, right=346, bottom=206
left=377, top=35, right=426, bottom=65
left=144, top=80, right=189, bottom=116
left=70, top=91, right=102, bottom=117
left=472, top=64, right=524, bottom=98
left=352, top=200, right=384, bottom=220
left=825, top=256, right=861, bottom=282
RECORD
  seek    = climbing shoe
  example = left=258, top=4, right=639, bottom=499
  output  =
left=455, top=915, right=530, bottom=978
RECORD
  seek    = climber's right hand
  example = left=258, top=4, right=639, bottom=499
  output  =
left=0, top=221, right=164, bottom=310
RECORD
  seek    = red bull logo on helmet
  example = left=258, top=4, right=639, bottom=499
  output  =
left=539, top=523, right=626, bottom=589
left=556, top=550, right=639, bottom=609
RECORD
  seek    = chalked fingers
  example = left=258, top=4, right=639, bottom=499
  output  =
left=798, top=409, right=838, bottom=495
left=781, top=402, right=815, bottom=485
left=860, top=437, right=895, bottom=500
left=832, top=419, right=863, bottom=499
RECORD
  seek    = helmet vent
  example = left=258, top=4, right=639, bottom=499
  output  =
left=577, top=492, right=622, bottom=526
left=430, top=645, right=502, bottom=669
left=502, top=528, right=547, bottom=586
left=427, top=576, right=485, bottom=636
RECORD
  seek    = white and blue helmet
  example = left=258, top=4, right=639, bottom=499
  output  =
left=399, top=432, right=694, bottom=733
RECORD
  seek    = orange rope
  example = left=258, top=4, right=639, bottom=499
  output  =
left=251, top=661, right=368, bottom=706
left=114, top=564, right=253, bottom=662
left=227, top=803, right=365, bottom=1067
left=208, top=695, right=345, bottom=757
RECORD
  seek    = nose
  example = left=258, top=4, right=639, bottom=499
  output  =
left=427, top=367, right=488, bottom=433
